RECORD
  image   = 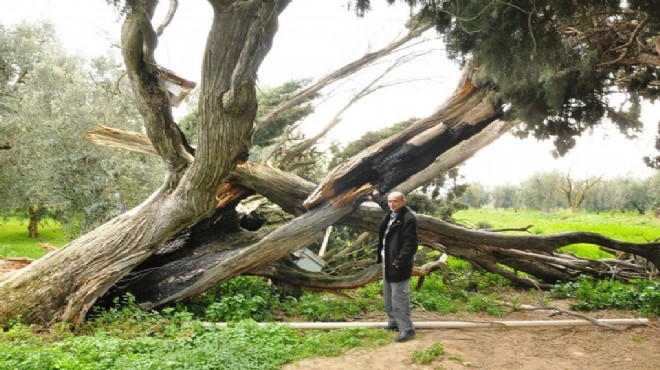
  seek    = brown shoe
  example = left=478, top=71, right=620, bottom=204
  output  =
left=394, top=329, right=415, bottom=342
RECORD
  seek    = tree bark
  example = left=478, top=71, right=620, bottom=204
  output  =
left=85, top=64, right=656, bottom=308
left=100, top=161, right=658, bottom=307
left=0, top=0, right=288, bottom=326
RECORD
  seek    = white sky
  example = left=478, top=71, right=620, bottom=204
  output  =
left=1, top=0, right=658, bottom=187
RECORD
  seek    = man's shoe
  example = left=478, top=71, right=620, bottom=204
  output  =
left=379, top=324, right=398, bottom=331
left=394, top=329, right=415, bottom=342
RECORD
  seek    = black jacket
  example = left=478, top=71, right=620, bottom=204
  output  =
left=374, top=194, right=419, bottom=282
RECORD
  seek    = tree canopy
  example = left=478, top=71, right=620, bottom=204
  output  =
left=354, top=0, right=660, bottom=159
left=0, top=21, right=162, bottom=235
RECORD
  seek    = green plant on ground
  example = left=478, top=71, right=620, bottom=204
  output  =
left=410, top=276, right=460, bottom=314
left=176, top=276, right=287, bottom=322
left=465, top=294, right=504, bottom=316
left=551, top=275, right=659, bottom=315
left=448, top=353, right=472, bottom=367
left=284, top=291, right=376, bottom=321
left=1, top=314, right=391, bottom=370
left=412, top=342, right=444, bottom=364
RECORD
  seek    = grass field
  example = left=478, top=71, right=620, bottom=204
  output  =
left=1, top=210, right=659, bottom=260
left=453, top=208, right=660, bottom=259
left=0, top=218, right=70, bottom=259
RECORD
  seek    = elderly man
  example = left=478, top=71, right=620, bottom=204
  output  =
left=372, top=188, right=418, bottom=342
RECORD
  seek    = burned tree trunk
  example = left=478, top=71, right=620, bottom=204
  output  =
left=90, top=65, right=510, bottom=308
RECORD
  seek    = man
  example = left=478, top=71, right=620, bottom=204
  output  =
left=372, top=188, right=418, bottom=342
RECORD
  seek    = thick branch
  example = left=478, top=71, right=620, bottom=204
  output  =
left=121, top=0, right=192, bottom=175
left=304, top=64, right=503, bottom=208
left=86, top=125, right=159, bottom=157
left=248, top=254, right=449, bottom=291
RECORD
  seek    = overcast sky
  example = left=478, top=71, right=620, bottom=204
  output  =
left=2, top=0, right=658, bottom=187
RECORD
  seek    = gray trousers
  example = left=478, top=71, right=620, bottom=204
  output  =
left=383, top=275, right=414, bottom=332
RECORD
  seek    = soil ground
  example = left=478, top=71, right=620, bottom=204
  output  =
left=283, top=303, right=659, bottom=370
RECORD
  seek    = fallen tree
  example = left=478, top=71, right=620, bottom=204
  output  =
left=1, top=0, right=659, bottom=326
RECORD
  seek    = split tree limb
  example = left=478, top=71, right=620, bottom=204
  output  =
left=253, top=18, right=433, bottom=136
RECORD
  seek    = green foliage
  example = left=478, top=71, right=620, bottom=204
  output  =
left=0, top=312, right=389, bottom=370
left=431, top=1, right=652, bottom=155
left=412, top=342, right=444, bottom=365
left=465, top=294, right=504, bottom=316
left=179, top=276, right=286, bottom=323
left=253, top=79, right=316, bottom=147
left=285, top=291, right=376, bottom=321
left=410, top=277, right=459, bottom=314
left=297, top=326, right=390, bottom=357
left=2, top=273, right=655, bottom=369
left=358, top=0, right=658, bottom=157
left=0, top=21, right=162, bottom=236
left=551, top=276, right=660, bottom=315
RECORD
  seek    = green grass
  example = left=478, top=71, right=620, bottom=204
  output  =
left=0, top=218, right=69, bottom=259
left=453, top=209, right=660, bottom=259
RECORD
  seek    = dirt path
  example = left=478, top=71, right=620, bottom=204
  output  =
left=283, top=308, right=659, bottom=370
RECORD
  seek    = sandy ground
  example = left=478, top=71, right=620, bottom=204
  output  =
left=283, top=306, right=659, bottom=370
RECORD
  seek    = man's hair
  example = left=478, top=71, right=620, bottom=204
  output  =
left=388, top=191, right=405, bottom=200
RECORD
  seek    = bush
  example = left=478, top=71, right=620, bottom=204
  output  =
left=285, top=292, right=375, bottom=321
left=179, top=276, right=286, bottom=322
left=551, top=276, right=660, bottom=315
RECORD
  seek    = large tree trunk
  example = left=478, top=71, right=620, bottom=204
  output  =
left=0, top=0, right=288, bottom=326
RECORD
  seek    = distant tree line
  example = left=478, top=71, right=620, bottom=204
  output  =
left=459, top=171, right=660, bottom=215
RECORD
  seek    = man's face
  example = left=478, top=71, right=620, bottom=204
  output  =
left=387, top=193, right=406, bottom=213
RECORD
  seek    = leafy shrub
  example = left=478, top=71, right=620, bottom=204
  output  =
left=465, top=294, right=503, bottom=315
left=179, top=276, right=286, bottom=322
left=285, top=292, right=375, bottom=321
left=410, top=276, right=459, bottom=314
left=551, top=276, right=660, bottom=315
left=0, top=317, right=390, bottom=370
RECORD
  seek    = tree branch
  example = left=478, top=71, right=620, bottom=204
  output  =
left=154, top=0, right=179, bottom=37
left=252, top=19, right=433, bottom=137
left=121, top=0, right=193, bottom=175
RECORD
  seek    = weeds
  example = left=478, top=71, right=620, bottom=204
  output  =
left=412, top=342, right=444, bottom=364
left=551, top=276, right=659, bottom=315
